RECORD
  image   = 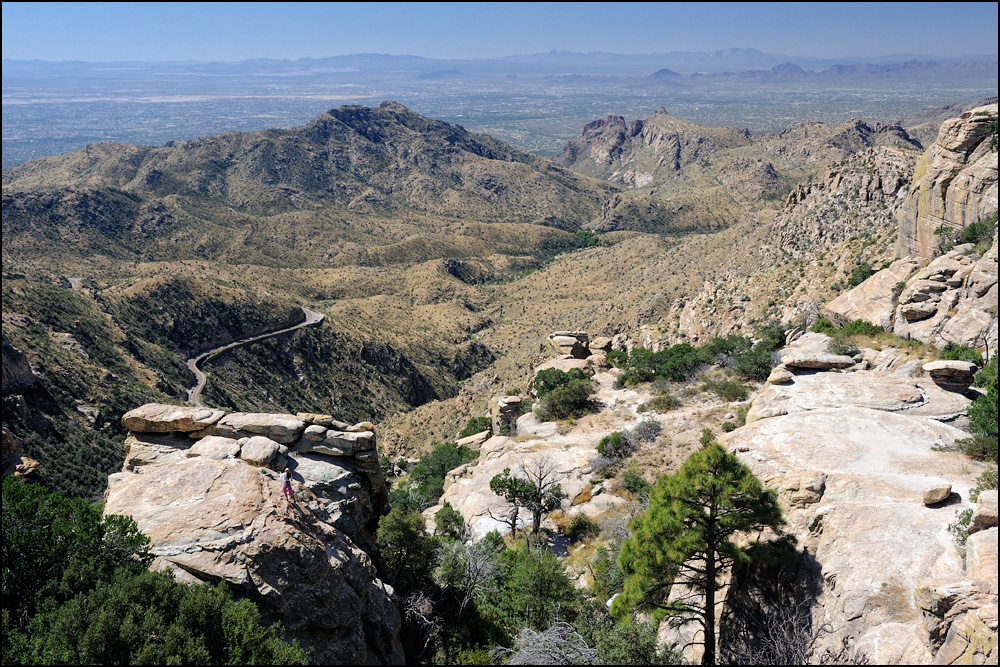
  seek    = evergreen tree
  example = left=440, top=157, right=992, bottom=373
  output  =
left=612, top=443, right=789, bottom=666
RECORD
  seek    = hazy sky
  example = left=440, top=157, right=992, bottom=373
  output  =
left=2, top=1, right=997, bottom=62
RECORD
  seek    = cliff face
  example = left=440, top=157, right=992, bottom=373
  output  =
left=897, top=104, right=998, bottom=259
left=104, top=404, right=404, bottom=665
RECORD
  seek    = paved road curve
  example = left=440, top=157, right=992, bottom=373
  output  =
left=185, top=307, right=325, bottom=407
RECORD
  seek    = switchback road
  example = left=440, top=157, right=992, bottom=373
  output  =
left=185, top=307, right=325, bottom=407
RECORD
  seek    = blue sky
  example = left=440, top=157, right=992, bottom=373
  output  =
left=2, top=1, right=997, bottom=62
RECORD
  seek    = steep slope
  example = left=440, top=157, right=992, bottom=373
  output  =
left=2, top=103, right=616, bottom=497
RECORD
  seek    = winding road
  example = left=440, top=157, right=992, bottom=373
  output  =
left=185, top=307, right=325, bottom=407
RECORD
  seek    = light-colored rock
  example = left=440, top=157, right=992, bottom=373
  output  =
left=934, top=605, right=999, bottom=666
left=966, top=528, right=999, bottom=591
left=348, top=421, right=375, bottom=433
left=892, top=234, right=998, bottom=352
left=590, top=336, right=612, bottom=352
left=515, top=411, right=558, bottom=437
left=781, top=352, right=857, bottom=369
left=187, top=435, right=241, bottom=459
left=297, top=413, right=351, bottom=431
left=897, top=103, right=998, bottom=260
left=208, top=412, right=306, bottom=445
left=104, top=455, right=403, bottom=664
left=970, top=490, right=999, bottom=535
left=490, top=395, right=524, bottom=434
left=766, top=365, right=794, bottom=384
left=240, top=436, right=281, bottom=467
left=532, top=355, right=594, bottom=377
left=325, top=430, right=375, bottom=452
left=824, top=256, right=923, bottom=329
left=123, top=432, right=192, bottom=470
left=923, top=360, right=978, bottom=388
left=456, top=430, right=490, bottom=451
left=2, top=426, right=39, bottom=478
left=746, top=370, right=969, bottom=423
left=722, top=403, right=988, bottom=663
left=122, top=403, right=225, bottom=433
left=302, top=424, right=329, bottom=442
left=923, top=484, right=952, bottom=505
left=546, top=331, right=590, bottom=359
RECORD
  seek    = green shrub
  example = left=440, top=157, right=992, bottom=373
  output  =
left=435, top=501, right=466, bottom=539
left=606, top=350, right=628, bottom=368
left=827, top=338, right=860, bottom=357
left=404, top=441, right=479, bottom=508
left=810, top=317, right=838, bottom=334
left=643, top=392, right=681, bottom=412
left=621, top=469, right=651, bottom=497
left=939, top=343, right=984, bottom=366
left=459, top=416, right=492, bottom=438
left=959, top=355, right=998, bottom=463
left=847, top=262, right=876, bottom=287
left=534, top=368, right=590, bottom=398
left=960, top=212, right=997, bottom=252
left=536, top=372, right=595, bottom=421
left=733, top=345, right=774, bottom=382
left=721, top=422, right=737, bottom=433
left=564, top=514, right=599, bottom=542
left=839, top=319, right=884, bottom=336
left=598, top=432, right=628, bottom=460
left=701, top=377, right=749, bottom=402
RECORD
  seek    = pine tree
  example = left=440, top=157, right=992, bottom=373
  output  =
left=611, top=443, right=789, bottom=666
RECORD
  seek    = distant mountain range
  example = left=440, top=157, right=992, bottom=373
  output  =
left=4, top=47, right=997, bottom=79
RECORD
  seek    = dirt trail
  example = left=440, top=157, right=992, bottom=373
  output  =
left=185, top=307, right=325, bottom=407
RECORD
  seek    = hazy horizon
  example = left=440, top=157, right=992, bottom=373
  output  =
left=2, top=2, right=997, bottom=63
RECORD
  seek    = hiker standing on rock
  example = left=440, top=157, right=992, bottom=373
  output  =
left=281, top=468, right=295, bottom=500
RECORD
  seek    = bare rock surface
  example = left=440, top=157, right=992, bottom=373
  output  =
left=897, top=104, right=998, bottom=260
left=723, top=407, right=988, bottom=663
left=107, top=403, right=402, bottom=664
left=187, top=435, right=241, bottom=459
left=722, top=340, right=996, bottom=665
left=122, top=403, right=224, bottom=433
left=825, top=256, right=922, bottom=329
left=893, top=242, right=998, bottom=352
left=240, top=436, right=281, bottom=467
left=747, top=369, right=970, bottom=423
left=970, top=491, right=999, bottom=536
left=209, top=412, right=306, bottom=444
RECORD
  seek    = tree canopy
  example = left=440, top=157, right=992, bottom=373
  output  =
left=612, top=443, right=789, bottom=666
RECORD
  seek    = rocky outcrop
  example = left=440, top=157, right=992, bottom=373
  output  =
left=824, top=256, right=922, bottom=329
left=893, top=241, right=998, bottom=353
left=1, top=338, right=38, bottom=394
left=2, top=426, right=39, bottom=478
left=822, top=239, right=998, bottom=355
left=722, top=339, right=995, bottom=665
left=545, top=331, right=591, bottom=359
left=107, top=404, right=403, bottom=664
left=897, top=104, right=998, bottom=260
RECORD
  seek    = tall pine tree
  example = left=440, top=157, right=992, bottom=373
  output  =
left=611, top=443, right=789, bottom=665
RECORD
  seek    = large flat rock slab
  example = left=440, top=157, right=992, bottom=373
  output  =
left=122, top=404, right=224, bottom=433
left=723, top=407, right=988, bottom=664
left=747, top=369, right=970, bottom=423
